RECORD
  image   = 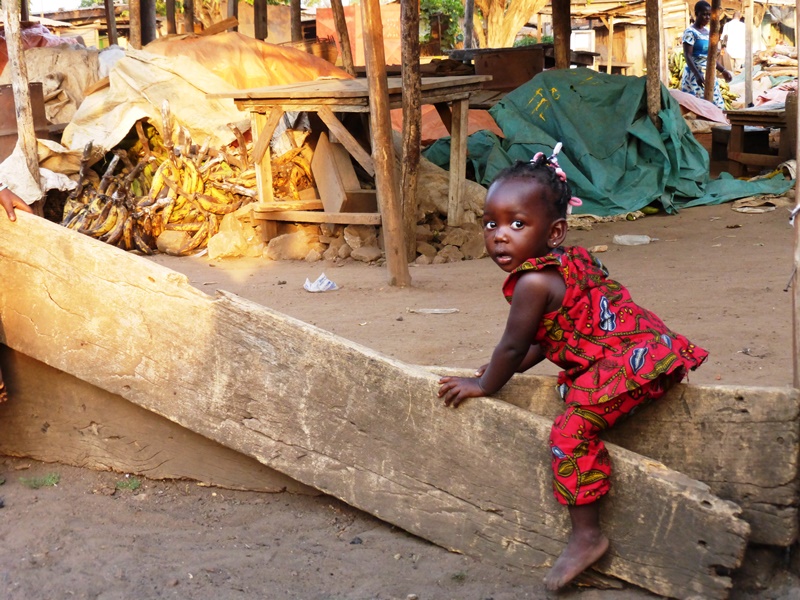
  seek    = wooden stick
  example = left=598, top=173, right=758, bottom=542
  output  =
left=1, top=0, right=42, bottom=203
left=330, top=0, right=355, bottom=77
left=184, top=0, right=195, bottom=35
left=401, top=0, right=421, bottom=262
left=744, top=0, right=754, bottom=106
left=704, top=0, right=722, bottom=104
left=104, top=0, right=119, bottom=46
left=361, top=0, right=411, bottom=287
left=645, top=0, right=662, bottom=128
left=129, top=0, right=142, bottom=49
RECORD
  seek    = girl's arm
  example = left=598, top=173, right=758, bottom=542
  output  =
left=439, top=271, right=556, bottom=407
left=683, top=41, right=705, bottom=86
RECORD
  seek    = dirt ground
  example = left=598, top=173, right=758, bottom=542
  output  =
left=3, top=178, right=800, bottom=598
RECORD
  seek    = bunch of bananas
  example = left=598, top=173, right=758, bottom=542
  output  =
left=668, top=49, right=686, bottom=89
left=61, top=101, right=259, bottom=256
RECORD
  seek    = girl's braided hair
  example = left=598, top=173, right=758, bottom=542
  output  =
left=491, top=143, right=582, bottom=219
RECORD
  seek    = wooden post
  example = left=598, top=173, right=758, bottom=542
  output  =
left=20, top=0, right=28, bottom=22
left=166, top=0, right=177, bottom=34
left=704, top=0, right=722, bottom=104
left=744, top=0, right=754, bottom=106
left=104, top=0, right=119, bottom=46
left=658, top=0, right=668, bottom=85
left=463, top=0, right=474, bottom=48
left=141, top=0, right=157, bottom=45
left=254, top=0, right=267, bottom=40
left=290, top=0, right=302, bottom=41
left=331, top=0, right=355, bottom=77
left=793, top=8, right=800, bottom=389
left=606, top=15, right=614, bottom=74
left=361, top=0, right=411, bottom=287
left=1, top=0, right=42, bottom=203
left=401, top=0, right=421, bottom=263
left=184, top=0, right=195, bottom=35
left=226, top=0, right=238, bottom=32
left=552, top=0, right=571, bottom=69
left=646, top=0, right=662, bottom=128
left=129, top=0, right=142, bottom=49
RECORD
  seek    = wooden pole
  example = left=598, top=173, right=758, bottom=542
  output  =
left=129, top=0, right=142, bottom=48
left=226, top=0, right=238, bottom=32
left=401, top=0, right=421, bottom=263
left=361, top=0, right=411, bottom=287
left=646, top=0, right=662, bottom=128
left=184, top=0, right=195, bottom=35
left=254, top=0, right=267, bottom=40
left=331, top=0, right=355, bottom=77
left=744, top=0, right=754, bottom=106
left=704, top=0, right=722, bottom=103
left=166, top=0, right=176, bottom=34
left=606, top=15, right=614, bottom=74
left=20, top=0, right=28, bottom=22
left=552, top=0, right=571, bottom=69
left=141, top=0, right=157, bottom=45
left=2, top=0, right=42, bottom=203
left=104, top=0, right=119, bottom=45
left=463, top=0, right=474, bottom=49
left=290, top=0, right=302, bottom=42
left=658, top=0, right=667, bottom=85
left=793, top=6, right=800, bottom=389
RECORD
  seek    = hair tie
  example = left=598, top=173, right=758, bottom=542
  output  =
left=566, top=196, right=582, bottom=215
left=530, top=152, right=546, bottom=166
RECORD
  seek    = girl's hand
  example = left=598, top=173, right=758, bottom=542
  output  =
left=438, top=376, right=486, bottom=408
left=0, top=188, right=33, bottom=222
left=722, top=69, right=733, bottom=82
left=474, top=364, right=489, bottom=377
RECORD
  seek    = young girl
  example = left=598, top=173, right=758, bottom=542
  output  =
left=437, top=145, right=708, bottom=591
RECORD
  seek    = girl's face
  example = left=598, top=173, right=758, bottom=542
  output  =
left=695, top=6, right=711, bottom=28
left=482, top=177, right=567, bottom=273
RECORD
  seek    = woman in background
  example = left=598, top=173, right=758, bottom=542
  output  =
left=682, top=0, right=732, bottom=109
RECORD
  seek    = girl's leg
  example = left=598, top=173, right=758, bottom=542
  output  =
left=544, top=502, right=609, bottom=591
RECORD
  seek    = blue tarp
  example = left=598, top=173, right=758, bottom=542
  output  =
left=423, top=68, right=793, bottom=216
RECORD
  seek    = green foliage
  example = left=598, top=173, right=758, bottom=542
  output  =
left=420, top=0, right=464, bottom=50
left=20, top=473, right=60, bottom=489
left=513, top=34, right=554, bottom=47
left=242, top=0, right=290, bottom=5
left=116, top=476, right=142, bottom=491
left=79, top=0, right=103, bottom=7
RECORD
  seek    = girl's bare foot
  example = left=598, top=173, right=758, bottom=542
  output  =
left=543, top=530, right=609, bottom=591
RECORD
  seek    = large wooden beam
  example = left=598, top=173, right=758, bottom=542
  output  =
left=0, top=214, right=748, bottom=598
left=0, top=348, right=316, bottom=495
left=104, top=0, right=119, bottom=46
left=361, top=0, right=411, bottom=287
left=330, top=0, right=355, bottom=77
left=434, top=368, right=799, bottom=546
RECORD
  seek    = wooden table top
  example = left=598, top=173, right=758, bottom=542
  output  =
left=208, top=75, right=492, bottom=102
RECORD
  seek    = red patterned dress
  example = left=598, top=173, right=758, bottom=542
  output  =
left=502, top=246, right=708, bottom=506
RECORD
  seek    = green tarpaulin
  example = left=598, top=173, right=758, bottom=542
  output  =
left=423, top=68, right=793, bottom=216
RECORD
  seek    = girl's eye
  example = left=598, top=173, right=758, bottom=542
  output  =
left=484, top=221, right=497, bottom=231
left=511, top=220, right=524, bottom=230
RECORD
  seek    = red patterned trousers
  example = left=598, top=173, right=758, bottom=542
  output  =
left=548, top=372, right=680, bottom=506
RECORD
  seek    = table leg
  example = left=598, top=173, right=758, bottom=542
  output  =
left=447, top=98, right=469, bottom=226
left=251, top=110, right=276, bottom=204
left=727, top=123, right=746, bottom=177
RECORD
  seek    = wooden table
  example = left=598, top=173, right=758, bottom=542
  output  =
left=725, top=107, right=791, bottom=176
left=209, top=75, right=490, bottom=228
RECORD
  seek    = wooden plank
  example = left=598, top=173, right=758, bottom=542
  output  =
left=251, top=108, right=283, bottom=167
left=432, top=367, right=799, bottom=546
left=0, top=214, right=749, bottom=598
left=0, top=347, right=316, bottom=495
left=251, top=111, right=275, bottom=203
left=343, top=190, right=377, bottom=213
left=257, top=210, right=381, bottom=225
left=198, top=16, right=239, bottom=37
left=317, top=106, right=375, bottom=176
left=311, top=131, right=354, bottom=213
left=447, top=98, right=468, bottom=225
left=253, top=199, right=324, bottom=214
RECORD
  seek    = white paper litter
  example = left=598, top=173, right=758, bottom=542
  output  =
left=304, top=273, right=339, bottom=293
left=406, top=308, right=459, bottom=314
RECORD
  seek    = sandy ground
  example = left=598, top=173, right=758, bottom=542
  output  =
left=2, top=196, right=800, bottom=598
